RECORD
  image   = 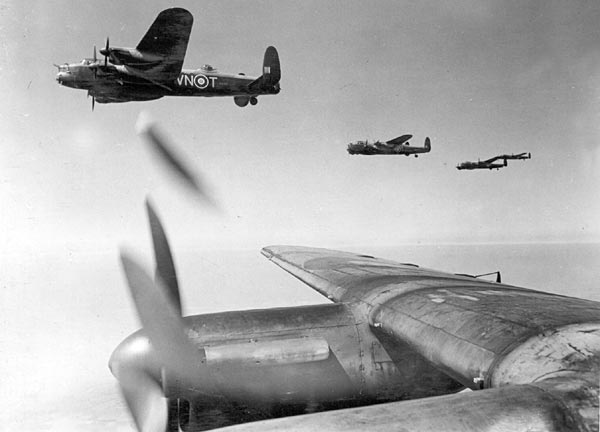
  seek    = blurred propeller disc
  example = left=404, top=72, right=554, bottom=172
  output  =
left=136, top=111, right=217, bottom=207
left=145, top=198, right=182, bottom=315
left=119, top=252, right=209, bottom=382
left=118, top=368, right=167, bottom=432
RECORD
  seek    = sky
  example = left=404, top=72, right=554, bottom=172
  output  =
left=1, top=0, right=599, bottom=257
left=1, top=1, right=600, bottom=430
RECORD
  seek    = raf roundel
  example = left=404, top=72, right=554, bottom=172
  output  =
left=194, top=74, right=209, bottom=89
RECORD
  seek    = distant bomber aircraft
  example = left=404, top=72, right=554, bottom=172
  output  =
left=456, top=152, right=531, bottom=170
left=55, top=8, right=281, bottom=109
left=347, top=135, right=431, bottom=157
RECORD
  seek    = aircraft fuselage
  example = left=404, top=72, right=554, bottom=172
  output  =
left=56, top=63, right=280, bottom=104
left=347, top=137, right=431, bottom=156
left=347, top=142, right=430, bottom=156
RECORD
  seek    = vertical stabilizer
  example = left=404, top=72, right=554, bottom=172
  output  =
left=262, top=46, right=281, bottom=86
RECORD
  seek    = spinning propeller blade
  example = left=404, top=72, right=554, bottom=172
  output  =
left=119, top=251, right=206, bottom=382
left=116, top=368, right=168, bottom=432
left=101, top=37, right=109, bottom=67
left=112, top=199, right=221, bottom=431
left=116, top=251, right=207, bottom=432
left=136, top=112, right=217, bottom=207
left=93, top=45, right=98, bottom=79
left=87, top=91, right=95, bottom=111
left=146, top=198, right=182, bottom=315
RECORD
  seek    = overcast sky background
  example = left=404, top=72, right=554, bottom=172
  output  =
left=1, top=1, right=600, bottom=431
left=1, top=0, right=599, bottom=256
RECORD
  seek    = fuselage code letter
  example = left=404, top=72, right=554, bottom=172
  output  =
left=176, top=73, right=217, bottom=89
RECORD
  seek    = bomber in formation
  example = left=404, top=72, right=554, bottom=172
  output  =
left=55, top=8, right=280, bottom=109
left=347, top=134, right=431, bottom=157
left=456, top=152, right=532, bottom=170
left=346, top=134, right=532, bottom=172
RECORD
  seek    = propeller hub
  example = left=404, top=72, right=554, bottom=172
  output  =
left=109, top=331, right=159, bottom=379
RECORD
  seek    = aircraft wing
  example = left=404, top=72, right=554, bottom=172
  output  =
left=481, top=155, right=503, bottom=164
left=261, top=246, right=600, bottom=428
left=135, top=8, right=193, bottom=81
left=385, top=134, right=412, bottom=146
left=502, top=152, right=531, bottom=160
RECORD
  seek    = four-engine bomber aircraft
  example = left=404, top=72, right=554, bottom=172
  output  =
left=112, top=201, right=599, bottom=432
left=347, top=135, right=431, bottom=156
left=55, top=8, right=281, bottom=109
left=457, top=152, right=531, bottom=170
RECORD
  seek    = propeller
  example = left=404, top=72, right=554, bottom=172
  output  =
left=86, top=91, right=95, bottom=111
left=112, top=201, right=216, bottom=432
left=119, top=250, right=206, bottom=383
left=135, top=112, right=217, bottom=207
left=115, top=367, right=168, bottom=432
left=99, top=37, right=110, bottom=67
left=92, top=45, right=98, bottom=79
left=116, top=251, right=208, bottom=432
left=146, top=198, right=181, bottom=315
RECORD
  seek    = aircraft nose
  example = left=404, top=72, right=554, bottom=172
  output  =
left=56, top=71, right=70, bottom=84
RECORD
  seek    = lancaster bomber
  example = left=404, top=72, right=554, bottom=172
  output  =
left=55, top=8, right=281, bottom=109
left=457, top=152, right=531, bottom=170
left=347, top=135, right=431, bottom=156
left=112, top=200, right=599, bottom=432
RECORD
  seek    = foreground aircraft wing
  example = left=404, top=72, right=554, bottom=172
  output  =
left=385, top=134, right=412, bottom=146
left=261, top=246, right=600, bottom=431
left=135, top=8, right=193, bottom=81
